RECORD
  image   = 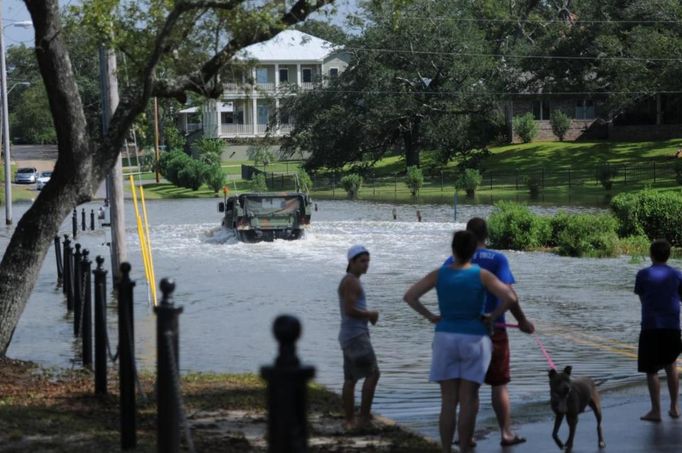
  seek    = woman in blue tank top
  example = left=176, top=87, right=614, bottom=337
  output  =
left=404, top=231, right=518, bottom=453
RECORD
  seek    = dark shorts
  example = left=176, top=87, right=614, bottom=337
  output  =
left=342, top=333, right=378, bottom=382
left=485, top=330, right=511, bottom=386
left=638, top=329, right=682, bottom=374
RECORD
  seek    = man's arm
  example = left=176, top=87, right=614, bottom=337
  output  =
left=507, top=286, right=535, bottom=334
left=341, top=276, right=378, bottom=325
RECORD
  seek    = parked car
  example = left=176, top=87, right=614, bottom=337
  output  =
left=36, top=171, right=53, bottom=190
left=14, top=167, right=38, bottom=184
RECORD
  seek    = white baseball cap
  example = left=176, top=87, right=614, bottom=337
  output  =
left=347, top=245, right=369, bottom=261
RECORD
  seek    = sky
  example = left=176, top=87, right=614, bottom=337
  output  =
left=1, top=0, right=358, bottom=49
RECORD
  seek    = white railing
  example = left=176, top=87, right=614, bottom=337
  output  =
left=256, top=124, right=269, bottom=134
left=300, top=82, right=315, bottom=91
left=277, top=124, right=293, bottom=135
left=256, top=82, right=275, bottom=92
left=220, top=124, right=255, bottom=136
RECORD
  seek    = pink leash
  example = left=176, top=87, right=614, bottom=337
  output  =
left=496, top=322, right=557, bottom=370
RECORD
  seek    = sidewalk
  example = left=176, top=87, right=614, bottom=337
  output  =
left=475, top=388, right=682, bottom=453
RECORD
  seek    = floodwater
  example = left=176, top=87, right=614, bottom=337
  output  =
left=3, top=198, right=678, bottom=440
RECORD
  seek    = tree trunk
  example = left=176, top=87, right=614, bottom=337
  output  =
left=403, top=121, right=421, bottom=168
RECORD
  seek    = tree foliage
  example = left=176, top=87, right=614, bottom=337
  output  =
left=513, top=113, right=538, bottom=144
left=550, top=110, right=571, bottom=141
left=405, top=166, right=424, bottom=197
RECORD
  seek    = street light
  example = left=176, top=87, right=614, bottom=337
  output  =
left=1, top=18, right=33, bottom=225
left=8, top=81, right=30, bottom=94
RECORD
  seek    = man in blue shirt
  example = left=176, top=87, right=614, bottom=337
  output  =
left=444, top=218, right=534, bottom=447
left=635, top=239, right=682, bottom=422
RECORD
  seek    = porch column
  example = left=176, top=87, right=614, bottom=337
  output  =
left=275, top=98, right=280, bottom=135
left=297, top=63, right=302, bottom=86
left=275, top=63, right=280, bottom=90
left=252, top=97, right=258, bottom=136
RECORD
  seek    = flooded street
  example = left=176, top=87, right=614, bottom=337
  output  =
left=3, top=198, right=676, bottom=439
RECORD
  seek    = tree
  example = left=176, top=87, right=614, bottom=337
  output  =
left=196, top=137, right=225, bottom=166
left=248, top=145, right=276, bottom=169
left=550, top=110, right=571, bottom=141
left=0, top=0, right=333, bottom=356
left=341, top=173, right=363, bottom=199
left=205, top=164, right=226, bottom=193
left=281, top=0, right=504, bottom=170
left=296, top=167, right=313, bottom=192
left=513, top=113, right=538, bottom=143
left=456, top=168, right=482, bottom=198
left=405, top=166, right=424, bottom=197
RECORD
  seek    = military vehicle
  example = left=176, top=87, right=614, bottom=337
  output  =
left=218, top=192, right=312, bottom=242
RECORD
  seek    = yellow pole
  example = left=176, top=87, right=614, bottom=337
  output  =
left=129, top=176, right=153, bottom=303
left=140, top=186, right=157, bottom=306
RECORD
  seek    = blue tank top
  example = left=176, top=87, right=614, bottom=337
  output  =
left=435, top=265, right=487, bottom=335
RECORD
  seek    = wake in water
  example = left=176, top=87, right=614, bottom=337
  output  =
left=202, top=226, right=240, bottom=244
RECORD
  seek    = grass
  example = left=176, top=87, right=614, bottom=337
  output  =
left=0, top=358, right=438, bottom=452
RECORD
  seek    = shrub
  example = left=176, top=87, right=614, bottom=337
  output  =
left=405, top=166, right=424, bottom=197
left=159, top=150, right=192, bottom=186
left=555, top=214, right=620, bottom=258
left=611, top=190, right=682, bottom=246
left=488, top=202, right=551, bottom=250
left=340, top=173, right=363, bottom=199
left=550, top=110, right=571, bottom=141
left=596, top=164, right=618, bottom=190
left=675, top=159, right=682, bottom=185
left=512, top=113, right=538, bottom=144
left=196, top=138, right=224, bottom=167
left=251, top=173, right=268, bottom=192
left=164, top=125, right=186, bottom=152
left=455, top=168, right=482, bottom=197
left=525, top=175, right=541, bottom=199
left=248, top=146, right=276, bottom=169
left=205, top=164, right=225, bottom=194
left=297, top=167, right=313, bottom=191
left=177, top=159, right=208, bottom=191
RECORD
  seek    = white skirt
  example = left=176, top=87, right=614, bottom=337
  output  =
left=430, top=332, right=492, bottom=384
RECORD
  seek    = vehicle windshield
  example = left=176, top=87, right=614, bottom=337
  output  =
left=40, top=172, right=52, bottom=178
left=244, top=196, right=300, bottom=216
left=17, top=168, right=35, bottom=174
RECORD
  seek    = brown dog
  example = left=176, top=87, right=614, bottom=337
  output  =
left=549, top=366, right=606, bottom=451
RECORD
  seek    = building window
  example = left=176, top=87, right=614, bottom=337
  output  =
left=532, top=100, right=551, bottom=120
left=256, top=67, right=269, bottom=84
left=302, top=68, right=313, bottom=83
left=329, top=67, right=339, bottom=78
left=575, top=100, right=595, bottom=120
left=221, top=112, right=234, bottom=124
left=279, top=68, right=289, bottom=83
left=257, top=105, right=270, bottom=125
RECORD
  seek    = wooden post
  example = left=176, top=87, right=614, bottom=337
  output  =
left=154, top=97, right=161, bottom=183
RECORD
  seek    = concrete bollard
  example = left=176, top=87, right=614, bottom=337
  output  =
left=73, top=244, right=83, bottom=337
left=94, top=256, right=108, bottom=395
left=261, top=315, right=315, bottom=453
left=64, top=236, right=73, bottom=310
left=72, top=209, right=78, bottom=239
left=54, top=235, right=63, bottom=286
left=81, top=208, right=86, bottom=231
left=82, top=250, right=93, bottom=368
left=118, top=263, right=137, bottom=450
left=155, top=278, right=184, bottom=453
left=90, top=209, right=95, bottom=231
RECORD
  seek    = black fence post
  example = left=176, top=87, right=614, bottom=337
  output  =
left=72, top=209, right=78, bottom=238
left=118, top=263, right=137, bottom=450
left=82, top=250, right=93, bottom=368
left=90, top=209, right=95, bottom=231
left=653, top=161, right=657, bottom=183
left=73, top=244, right=83, bottom=337
left=81, top=208, right=86, bottom=231
left=94, top=256, right=108, bottom=395
left=155, top=279, right=183, bottom=453
left=261, top=315, right=315, bottom=453
left=54, top=235, right=63, bottom=286
left=63, top=236, right=73, bottom=310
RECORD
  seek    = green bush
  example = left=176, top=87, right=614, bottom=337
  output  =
left=548, top=211, right=572, bottom=247
left=340, top=173, right=363, bottom=199
left=177, top=159, right=208, bottom=191
left=159, top=150, right=192, bottom=186
left=297, top=167, right=313, bottom=191
left=488, top=202, right=551, bottom=250
left=555, top=214, right=620, bottom=257
left=456, top=168, right=482, bottom=197
left=674, top=159, right=682, bottom=185
left=196, top=138, right=224, bottom=167
left=512, top=113, right=538, bottom=144
left=596, top=165, right=618, bottom=191
left=251, top=173, right=268, bottom=192
left=205, top=164, right=225, bottom=194
left=405, top=166, right=424, bottom=197
left=164, top=125, right=186, bottom=152
left=611, top=190, right=682, bottom=246
left=550, top=110, right=571, bottom=141
left=525, top=175, right=541, bottom=199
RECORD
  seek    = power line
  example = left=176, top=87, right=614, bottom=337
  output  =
left=390, top=15, right=682, bottom=25
left=287, top=89, right=682, bottom=97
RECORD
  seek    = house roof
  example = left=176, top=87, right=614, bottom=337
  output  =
left=237, top=30, right=338, bottom=62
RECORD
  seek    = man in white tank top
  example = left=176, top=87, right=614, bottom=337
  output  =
left=338, top=245, right=380, bottom=429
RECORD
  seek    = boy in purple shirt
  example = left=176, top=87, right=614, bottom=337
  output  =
left=635, top=239, right=682, bottom=422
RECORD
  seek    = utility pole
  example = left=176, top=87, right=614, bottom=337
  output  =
left=153, top=97, right=160, bottom=183
left=99, top=46, right=127, bottom=284
left=1, top=4, right=12, bottom=225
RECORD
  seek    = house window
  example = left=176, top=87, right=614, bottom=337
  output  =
left=256, top=67, right=269, bottom=84
left=575, top=100, right=595, bottom=120
left=532, top=100, right=551, bottom=120
left=221, top=112, right=234, bottom=124
left=329, top=67, right=339, bottom=78
left=279, top=68, right=289, bottom=83
left=257, top=105, right=270, bottom=125
left=302, top=68, right=313, bottom=83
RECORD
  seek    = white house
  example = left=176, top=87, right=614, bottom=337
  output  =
left=179, top=30, right=349, bottom=139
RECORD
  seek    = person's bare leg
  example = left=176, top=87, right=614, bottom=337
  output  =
left=491, top=384, right=517, bottom=442
left=664, top=364, right=680, bottom=418
left=641, top=372, right=662, bottom=421
left=343, top=379, right=357, bottom=429
left=439, top=379, right=459, bottom=453
left=457, top=380, right=481, bottom=453
left=358, top=369, right=380, bottom=426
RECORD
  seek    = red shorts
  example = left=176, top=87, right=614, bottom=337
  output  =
left=485, top=330, right=511, bottom=386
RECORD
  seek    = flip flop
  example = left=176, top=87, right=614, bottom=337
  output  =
left=500, top=436, right=527, bottom=447
left=668, top=410, right=680, bottom=419
left=640, top=415, right=662, bottom=423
